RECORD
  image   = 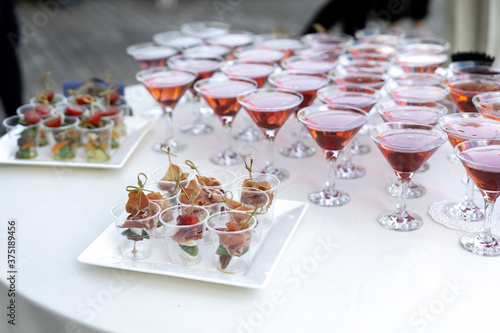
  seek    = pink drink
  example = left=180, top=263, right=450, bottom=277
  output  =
left=440, top=118, right=500, bottom=148
left=389, top=86, right=448, bottom=103
left=322, top=94, right=378, bottom=112
left=143, top=71, right=196, bottom=107
left=282, top=57, right=336, bottom=74
left=259, top=39, right=302, bottom=58
left=132, top=46, right=178, bottom=69
left=197, top=80, right=256, bottom=119
left=223, top=62, right=275, bottom=88
left=208, top=33, right=254, bottom=48
left=335, top=73, right=386, bottom=90
left=183, top=45, right=231, bottom=57
left=458, top=146, right=500, bottom=199
left=361, top=34, right=400, bottom=46
left=373, top=129, right=444, bottom=174
left=271, top=74, right=328, bottom=108
left=349, top=43, right=396, bottom=60
left=394, top=73, right=443, bottom=87
left=236, top=48, right=286, bottom=64
left=379, top=105, right=444, bottom=125
left=447, top=78, right=500, bottom=113
left=240, top=92, right=301, bottom=131
left=396, top=53, right=447, bottom=73
left=344, top=59, right=390, bottom=74
left=302, top=110, right=366, bottom=151
left=403, top=43, right=447, bottom=54
left=476, top=97, right=500, bottom=120
left=297, top=48, right=342, bottom=61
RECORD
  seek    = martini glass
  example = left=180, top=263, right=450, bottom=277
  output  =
left=268, top=70, right=328, bottom=158
left=376, top=100, right=448, bottom=198
left=180, top=21, right=230, bottom=39
left=298, top=105, right=369, bottom=206
left=234, top=46, right=286, bottom=65
left=455, top=139, right=500, bottom=256
left=136, top=67, right=197, bottom=152
left=348, top=42, right=397, bottom=61
left=281, top=56, right=337, bottom=75
left=402, top=37, right=450, bottom=55
left=385, top=80, right=450, bottom=104
left=395, top=52, right=448, bottom=73
left=330, top=72, right=387, bottom=91
left=221, top=60, right=276, bottom=142
left=446, top=74, right=500, bottom=113
left=238, top=89, right=303, bottom=181
left=168, top=53, right=224, bottom=135
left=296, top=47, right=343, bottom=62
left=301, top=33, right=353, bottom=52
left=473, top=91, right=500, bottom=120
left=194, top=76, right=258, bottom=165
left=355, top=29, right=402, bottom=46
left=370, top=122, right=447, bottom=231
left=449, top=61, right=500, bottom=76
left=257, top=38, right=303, bottom=59
left=206, top=30, right=254, bottom=59
left=434, top=113, right=500, bottom=223
left=337, top=54, right=391, bottom=75
left=152, top=31, right=203, bottom=50
left=126, top=42, right=179, bottom=69
left=183, top=44, right=231, bottom=58
left=392, top=72, right=444, bottom=87
left=317, top=85, right=380, bottom=179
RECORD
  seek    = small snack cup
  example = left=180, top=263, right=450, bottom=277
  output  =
left=207, top=211, right=256, bottom=274
left=54, top=104, right=89, bottom=119
left=152, top=165, right=193, bottom=202
left=100, top=105, right=127, bottom=142
left=160, top=205, right=209, bottom=266
left=29, top=93, right=67, bottom=107
left=78, top=118, right=113, bottom=162
left=2, top=115, right=40, bottom=159
left=235, top=173, right=280, bottom=228
left=112, top=201, right=160, bottom=260
left=219, top=188, right=269, bottom=245
left=195, top=169, right=237, bottom=192
left=143, top=187, right=172, bottom=238
left=41, top=115, right=79, bottom=160
left=16, top=103, right=53, bottom=147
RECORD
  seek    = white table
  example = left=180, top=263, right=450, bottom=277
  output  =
left=1, top=86, right=498, bottom=333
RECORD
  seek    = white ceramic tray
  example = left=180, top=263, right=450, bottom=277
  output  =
left=77, top=199, right=308, bottom=289
left=0, top=116, right=155, bottom=169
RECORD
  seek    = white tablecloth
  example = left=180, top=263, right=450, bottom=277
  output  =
left=1, top=85, right=498, bottom=333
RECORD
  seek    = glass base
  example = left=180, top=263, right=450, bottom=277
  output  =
left=122, top=242, right=152, bottom=260
left=280, top=141, right=316, bottom=158
left=416, top=162, right=429, bottom=173
left=351, top=143, right=370, bottom=156
left=335, top=162, right=365, bottom=179
left=210, top=149, right=242, bottom=166
left=308, top=188, right=350, bottom=207
left=378, top=211, right=423, bottom=231
left=444, top=200, right=484, bottom=222
left=461, top=233, right=500, bottom=256
left=153, top=139, right=186, bottom=153
left=258, top=165, right=289, bottom=181
left=447, top=152, right=461, bottom=165
left=385, top=181, right=426, bottom=199
left=234, top=126, right=264, bottom=142
left=181, top=121, right=213, bottom=135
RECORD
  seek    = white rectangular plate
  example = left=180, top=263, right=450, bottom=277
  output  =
left=0, top=116, right=155, bottom=169
left=77, top=200, right=308, bottom=289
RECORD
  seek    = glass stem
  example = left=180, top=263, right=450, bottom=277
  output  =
left=396, top=178, right=409, bottom=216
left=342, top=141, right=353, bottom=165
left=480, top=198, right=495, bottom=243
left=266, top=137, right=275, bottom=168
left=464, top=173, right=476, bottom=204
left=192, top=94, right=203, bottom=121
left=223, top=122, right=233, bottom=153
left=324, top=154, right=338, bottom=195
left=292, top=116, right=301, bottom=140
left=164, top=109, right=174, bottom=141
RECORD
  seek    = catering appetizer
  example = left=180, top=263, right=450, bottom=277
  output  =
left=4, top=115, right=40, bottom=159
left=78, top=100, right=113, bottom=162
left=121, top=173, right=158, bottom=243
left=156, top=145, right=191, bottom=193
left=41, top=115, right=79, bottom=160
left=241, top=156, right=274, bottom=207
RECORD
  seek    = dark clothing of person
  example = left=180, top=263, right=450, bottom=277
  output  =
left=302, top=0, right=431, bottom=36
left=0, top=0, right=23, bottom=117
left=302, top=0, right=374, bottom=36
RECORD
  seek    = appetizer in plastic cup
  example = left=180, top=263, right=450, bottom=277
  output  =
left=78, top=117, right=113, bottom=162
left=152, top=165, right=193, bottom=202
left=195, top=169, right=237, bottom=192
left=160, top=205, right=209, bottom=266
left=207, top=211, right=256, bottom=273
left=222, top=188, right=269, bottom=245
left=112, top=201, right=160, bottom=260
left=234, top=173, right=280, bottom=228
left=41, top=115, right=79, bottom=160
left=99, top=104, right=127, bottom=144
left=16, top=103, right=53, bottom=147
left=142, top=186, right=172, bottom=238
left=2, top=115, right=40, bottom=159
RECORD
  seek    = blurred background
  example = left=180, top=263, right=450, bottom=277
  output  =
left=2, top=0, right=499, bottom=123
